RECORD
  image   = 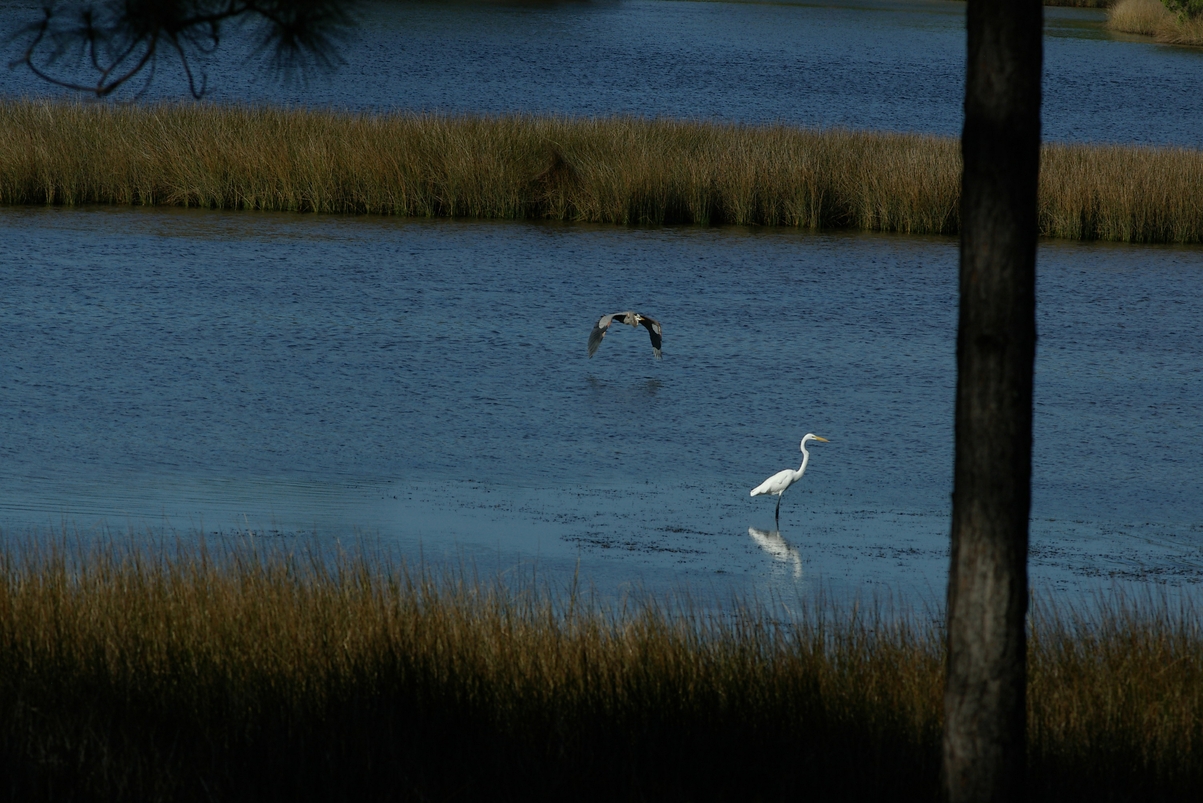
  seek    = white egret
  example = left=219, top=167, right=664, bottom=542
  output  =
left=750, top=434, right=830, bottom=524
left=747, top=527, right=803, bottom=579
left=588, top=311, right=662, bottom=358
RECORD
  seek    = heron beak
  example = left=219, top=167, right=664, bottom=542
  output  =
left=814, top=436, right=830, bottom=442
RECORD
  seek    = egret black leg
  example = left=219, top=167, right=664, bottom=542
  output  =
left=775, top=496, right=781, bottom=523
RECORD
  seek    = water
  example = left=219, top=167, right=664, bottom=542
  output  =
left=1, top=0, right=1201, bottom=605
left=1, top=0, right=1202, bottom=147
left=2, top=207, right=1200, bottom=604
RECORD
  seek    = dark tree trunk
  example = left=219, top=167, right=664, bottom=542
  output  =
left=944, top=2, right=1042, bottom=802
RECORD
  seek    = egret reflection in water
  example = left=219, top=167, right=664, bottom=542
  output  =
left=747, top=527, right=803, bottom=579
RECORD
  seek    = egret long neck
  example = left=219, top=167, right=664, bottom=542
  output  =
left=795, top=446, right=811, bottom=479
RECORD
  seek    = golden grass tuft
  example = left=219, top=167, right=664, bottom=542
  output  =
left=1, top=100, right=1202, bottom=243
left=1110, top=0, right=1175, bottom=34
left=1157, top=10, right=1203, bottom=42
left=0, top=539, right=1201, bottom=801
left=1109, top=0, right=1203, bottom=44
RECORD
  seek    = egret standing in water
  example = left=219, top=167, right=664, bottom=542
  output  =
left=750, top=434, right=830, bottom=524
left=588, top=311, right=662, bottom=358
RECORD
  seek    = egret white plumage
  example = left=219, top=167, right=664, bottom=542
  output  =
left=747, top=527, right=803, bottom=578
left=750, top=434, right=830, bottom=524
left=588, top=311, right=662, bottom=358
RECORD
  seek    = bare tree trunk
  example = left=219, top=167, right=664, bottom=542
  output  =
left=944, top=2, right=1042, bottom=802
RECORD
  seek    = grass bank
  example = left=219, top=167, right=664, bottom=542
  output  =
left=1, top=100, right=1202, bottom=243
left=1109, top=0, right=1203, bottom=45
left=0, top=541, right=1200, bottom=802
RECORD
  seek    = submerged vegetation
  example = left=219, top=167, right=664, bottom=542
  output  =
left=0, top=540, right=1200, bottom=801
left=1, top=100, right=1202, bottom=244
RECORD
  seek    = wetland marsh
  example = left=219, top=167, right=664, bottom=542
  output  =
left=2, top=1, right=1202, bottom=798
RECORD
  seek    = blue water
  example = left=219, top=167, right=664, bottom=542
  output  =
left=1, top=0, right=1202, bottom=147
left=2, top=207, right=1200, bottom=604
left=1, top=0, right=1201, bottom=603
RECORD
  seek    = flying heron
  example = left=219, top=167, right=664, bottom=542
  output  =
left=588, top=312, right=662, bottom=358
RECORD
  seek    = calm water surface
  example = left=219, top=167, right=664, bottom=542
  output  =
left=2, top=207, right=1200, bottom=604
left=1, top=0, right=1201, bottom=146
left=1, top=0, right=1201, bottom=605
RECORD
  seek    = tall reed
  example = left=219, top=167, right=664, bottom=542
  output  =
left=1028, top=593, right=1203, bottom=799
left=0, top=539, right=943, bottom=802
left=1109, top=0, right=1203, bottom=45
left=1, top=100, right=1202, bottom=243
left=0, top=539, right=1199, bottom=801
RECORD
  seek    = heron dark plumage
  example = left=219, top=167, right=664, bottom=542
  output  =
left=588, top=311, right=662, bottom=358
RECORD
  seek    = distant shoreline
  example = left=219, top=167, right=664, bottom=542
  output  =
left=2, top=100, right=1200, bottom=244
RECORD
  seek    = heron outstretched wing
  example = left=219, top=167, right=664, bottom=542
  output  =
left=588, top=313, right=620, bottom=357
left=588, top=311, right=661, bottom=358
left=638, top=315, right=663, bottom=358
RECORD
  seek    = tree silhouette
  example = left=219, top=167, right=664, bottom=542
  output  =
left=944, top=1, right=1042, bottom=801
left=9, top=0, right=357, bottom=98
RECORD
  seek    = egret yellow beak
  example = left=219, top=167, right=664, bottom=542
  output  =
left=813, top=436, right=830, bottom=442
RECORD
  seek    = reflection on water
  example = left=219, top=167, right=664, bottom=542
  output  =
left=748, top=527, right=803, bottom=579
left=1, top=208, right=1201, bottom=606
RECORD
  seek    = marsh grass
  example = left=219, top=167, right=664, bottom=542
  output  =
left=2, top=100, right=1201, bottom=243
left=1028, top=593, right=1203, bottom=800
left=0, top=539, right=1200, bottom=802
left=1109, top=0, right=1203, bottom=45
left=1109, top=0, right=1172, bottom=33
left=0, top=539, right=944, bottom=802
